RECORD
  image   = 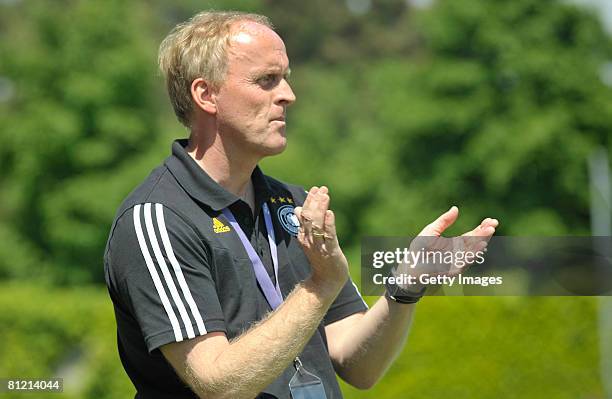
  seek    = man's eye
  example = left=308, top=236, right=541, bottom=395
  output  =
left=258, top=74, right=276, bottom=86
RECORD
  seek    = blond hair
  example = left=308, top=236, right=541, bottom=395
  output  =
left=158, top=11, right=273, bottom=127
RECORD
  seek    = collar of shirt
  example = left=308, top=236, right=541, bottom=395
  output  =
left=164, top=139, right=274, bottom=213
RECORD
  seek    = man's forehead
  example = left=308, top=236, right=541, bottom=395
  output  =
left=228, top=21, right=287, bottom=55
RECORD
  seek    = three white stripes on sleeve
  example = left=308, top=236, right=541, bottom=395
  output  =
left=133, top=203, right=207, bottom=342
left=133, top=202, right=368, bottom=343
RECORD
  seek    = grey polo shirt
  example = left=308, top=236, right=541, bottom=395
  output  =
left=104, top=139, right=368, bottom=399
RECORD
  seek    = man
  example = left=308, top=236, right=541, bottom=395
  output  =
left=104, top=10, right=498, bottom=399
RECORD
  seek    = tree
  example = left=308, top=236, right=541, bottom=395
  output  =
left=1, top=0, right=610, bottom=284
left=0, top=0, right=168, bottom=283
left=264, top=0, right=612, bottom=247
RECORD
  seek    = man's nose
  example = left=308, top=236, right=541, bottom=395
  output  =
left=276, top=78, right=296, bottom=106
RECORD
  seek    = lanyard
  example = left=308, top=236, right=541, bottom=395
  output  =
left=224, top=202, right=318, bottom=383
left=222, top=203, right=282, bottom=310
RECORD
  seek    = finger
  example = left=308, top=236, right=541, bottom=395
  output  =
left=294, top=206, right=302, bottom=220
left=458, top=234, right=487, bottom=255
left=311, top=187, right=329, bottom=233
left=323, top=209, right=339, bottom=247
left=478, top=218, right=499, bottom=231
left=295, top=206, right=313, bottom=245
left=324, top=209, right=336, bottom=234
left=463, top=231, right=493, bottom=256
left=301, top=186, right=319, bottom=239
left=463, top=217, right=498, bottom=236
left=462, top=224, right=495, bottom=237
left=475, top=239, right=488, bottom=252
left=316, top=188, right=330, bottom=221
left=294, top=207, right=308, bottom=247
left=419, top=206, right=459, bottom=236
left=461, top=219, right=496, bottom=253
left=484, top=218, right=499, bottom=228
left=302, top=186, right=319, bottom=213
left=303, top=187, right=321, bottom=228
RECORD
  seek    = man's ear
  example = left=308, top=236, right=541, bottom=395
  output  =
left=191, top=78, right=217, bottom=115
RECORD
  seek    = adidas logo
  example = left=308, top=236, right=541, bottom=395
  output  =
left=212, top=217, right=231, bottom=233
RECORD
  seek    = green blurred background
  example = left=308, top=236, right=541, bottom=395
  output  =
left=0, top=0, right=610, bottom=397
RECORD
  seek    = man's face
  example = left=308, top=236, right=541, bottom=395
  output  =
left=213, top=22, right=296, bottom=158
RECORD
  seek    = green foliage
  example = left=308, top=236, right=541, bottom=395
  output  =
left=262, top=0, right=419, bottom=65
left=1, top=0, right=610, bottom=280
left=0, top=0, right=610, bottom=397
left=342, top=296, right=603, bottom=399
left=0, top=283, right=134, bottom=399
left=0, top=284, right=601, bottom=398
left=265, top=0, right=612, bottom=242
left=0, top=0, right=168, bottom=283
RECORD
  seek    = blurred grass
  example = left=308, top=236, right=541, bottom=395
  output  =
left=0, top=283, right=135, bottom=399
left=0, top=283, right=603, bottom=398
left=344, top=296, right=603, bottom=398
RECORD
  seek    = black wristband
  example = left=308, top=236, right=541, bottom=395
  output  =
left=385, top=280, right=427, bottom=304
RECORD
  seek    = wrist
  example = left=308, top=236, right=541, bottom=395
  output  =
left=384, top=272, right=426, bottom=304
left=384, top=286, right=425, bottom=304
left=304, top=274, right=345, bottom=302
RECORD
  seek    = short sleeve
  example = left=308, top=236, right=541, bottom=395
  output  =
left=324, top=278, right=368, bottom=325
left=106, top=202, right=226, bottom=352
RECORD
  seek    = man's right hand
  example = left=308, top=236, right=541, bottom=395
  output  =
left=294, top=186, right=349, bottom=296
left=161, top=188, right=350, bottom=399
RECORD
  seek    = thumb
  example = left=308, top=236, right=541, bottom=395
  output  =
left=419, top=206, right=459, bottom=236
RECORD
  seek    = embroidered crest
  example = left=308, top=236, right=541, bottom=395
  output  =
left=277, top=204, right=300, bottom=236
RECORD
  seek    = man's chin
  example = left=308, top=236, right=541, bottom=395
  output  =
left=259, top=138, right=288, bottom=158
left=265, top=142, right=288, bottom=156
